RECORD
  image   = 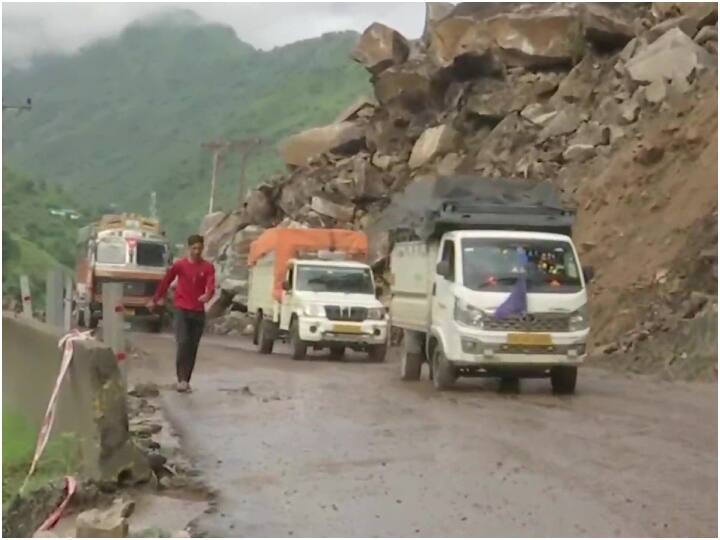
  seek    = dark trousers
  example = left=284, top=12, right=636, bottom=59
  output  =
left=175, top=309, right=205, bottom=383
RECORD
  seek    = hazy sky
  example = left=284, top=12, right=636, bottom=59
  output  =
left=2, top=2, right=427, bottom=66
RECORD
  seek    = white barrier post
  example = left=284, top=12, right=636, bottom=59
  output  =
left=102, top=283, right=127, bottom=387
left=45, top=269, right=64, bottom=328
left=19, top=275, right=33, bottom=318
left=63, top=274, right=73, bottom=331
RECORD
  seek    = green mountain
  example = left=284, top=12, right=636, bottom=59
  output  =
left=2, top=167, right=93, bottom=304
left=3, top=11, right=370, bottom=242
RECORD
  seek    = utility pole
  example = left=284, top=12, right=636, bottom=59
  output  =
left=233, top=137, right=264, bottom=207
left=202, top=138, right=264, bottom=213
left=150, top=191, right=158, bottom=220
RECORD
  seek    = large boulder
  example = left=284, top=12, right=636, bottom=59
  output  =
left=583, top=4, right=636, bottom=49
left=373, top=62, right=440, bottom=114
left=652, top=3, right=717, bottom=27
left=198, top=211, right=226, bottom=237
left=485, top=11, right=584, bottom=68
left=646, top=15, right=700, bottom=42
left=429, top=10, right=583, bottom=71
left=203, top=211, right=246, bottom=260
left=408, top=124, right=460, bottom=169
left=279, top=122, right=366, bottom=167
left=428, top=16, right=479, bottom=66
left=334, top=96, right=376, bottom=123
left=625, top=27, right=715, bottom=85
left=352, top=23, right=410, bottom=75
left=538, top=106, right=583, bottom=141
left=310, top=196, right=355, bottom=223
left=241, top=188, right=274, bottom=226
left=422, top=3, right=455, bottom=43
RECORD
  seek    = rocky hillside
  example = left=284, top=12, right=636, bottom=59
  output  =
left=201, top=2, right=718, bottom=380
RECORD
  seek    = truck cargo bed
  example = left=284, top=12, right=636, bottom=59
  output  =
left=388, top=240, right=438, bottom=332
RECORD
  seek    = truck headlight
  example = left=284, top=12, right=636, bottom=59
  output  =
left=366, top=307, right=386, bottom=320
left=454, top=297, right=486, bottom=327
left=303, top=304, right=326, bottom=317
left=569, top=305, right=590, bottom=331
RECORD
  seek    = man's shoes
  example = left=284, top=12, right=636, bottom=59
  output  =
left=176, top=381, right=189, bottom=393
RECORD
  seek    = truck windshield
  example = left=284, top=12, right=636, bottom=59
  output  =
left=96, top=238, right=127, bottom=264
left=461, top=238, right=582, bottom=293
left=296, top=265, right=374, bottom=294
left=136, top=241, right=167, bottom=267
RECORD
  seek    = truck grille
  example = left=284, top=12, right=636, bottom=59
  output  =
left=484, top=313, right=570, bottom=332
left=325, top=306, right=368, bottom=322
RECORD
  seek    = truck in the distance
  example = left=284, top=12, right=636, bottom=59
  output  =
left=382, top=177, right=593, bottom=393
left=74, top=213, right=171, bottom=331
left=246, top=228, right=388, bottom=361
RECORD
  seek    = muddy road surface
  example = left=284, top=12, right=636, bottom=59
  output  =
left=133, top=333, right=717, bottom=537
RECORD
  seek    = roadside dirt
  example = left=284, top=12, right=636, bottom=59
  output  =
left=575, top=74, right=718, bottom=365
left=132, top=332, right=717, bottom=538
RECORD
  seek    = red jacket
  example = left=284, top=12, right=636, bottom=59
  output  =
left=154, top=258, right=215, bottom=312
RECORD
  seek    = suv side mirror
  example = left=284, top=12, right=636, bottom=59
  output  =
left=582, top=266, right=595, bottom=284
left=375, top=285, right=382, bottom=297
left=282, top=280, right=290, bottom=291
left=436, top=261, right=451, bottom=279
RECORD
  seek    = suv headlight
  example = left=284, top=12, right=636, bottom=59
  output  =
left=569, top=304, right=590, bottom=331
left=454, top=297, right=486, bottom=327
left=303, top=304, right=326, bottom=317
left=367, top=307, right=386, bottom=320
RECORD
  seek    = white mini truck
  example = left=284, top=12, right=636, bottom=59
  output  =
left=386, top=177, right=593, bottom=393
left=247, top=228, right=388, bottom=361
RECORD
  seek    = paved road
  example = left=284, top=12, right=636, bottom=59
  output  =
left=133, top=333, right=717, bottom=537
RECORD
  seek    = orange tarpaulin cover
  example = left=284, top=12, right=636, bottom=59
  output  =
left=248, top=228, right=369, bottom=301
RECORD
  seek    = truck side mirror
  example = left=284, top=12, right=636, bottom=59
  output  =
left=582, top=266, right=595, bottom=284
left=375, top=285, right=382, bottom=297
left=282, top=280, right=290, bottom=291
left=436, top=261, right=451, bottom=279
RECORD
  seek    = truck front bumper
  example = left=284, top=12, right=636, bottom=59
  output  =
left=298, top=316, right=388, bottom=345
left=443, top=326, right=589, bottom=367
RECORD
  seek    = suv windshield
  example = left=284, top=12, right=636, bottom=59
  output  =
left=136, top=241, right=167, bottom=267
left=96, top=238, right=127, bottom=264
left=296, top=265, right=374, bottom=294
left=461, top=238, right=582, bottom=293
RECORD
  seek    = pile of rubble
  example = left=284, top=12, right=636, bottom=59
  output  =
left=200, top=2, right=717, bottom=376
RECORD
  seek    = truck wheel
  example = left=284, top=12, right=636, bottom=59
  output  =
left=258, top=319, right=275, bottom=354
left=329, top=346, right=345, bottom=360
left=290, top=320, right=307, bottom=360
left=551, top=366, right=577, bottom=394
left=399, top=329, right=422, bottom=380
left=89, top=311, right=100, bottom=330
left=75, top=308, right=86, bottom=328
left=252, top=315, right=261, bottom=345
left=432, top=347, right=456, bottom=390
left=367, top=344, right=387, bottom=363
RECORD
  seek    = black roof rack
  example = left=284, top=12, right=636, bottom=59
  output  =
left=373, top=176, right=575, bottom=241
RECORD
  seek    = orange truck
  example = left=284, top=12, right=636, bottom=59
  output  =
left=247, top=228, right=388, bottom=361
left=74, top=213, right=171, bottom=331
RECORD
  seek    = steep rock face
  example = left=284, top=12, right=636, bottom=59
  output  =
left=201, top=2, right=718, bottom=379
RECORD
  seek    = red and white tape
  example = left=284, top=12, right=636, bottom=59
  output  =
left=21, top=329, right=93, bottom=493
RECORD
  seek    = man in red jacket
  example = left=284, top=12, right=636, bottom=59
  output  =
left=149, top=234, right=215, bottom=393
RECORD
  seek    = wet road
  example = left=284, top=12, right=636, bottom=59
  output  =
left=133, top=333, right=717, bottom=537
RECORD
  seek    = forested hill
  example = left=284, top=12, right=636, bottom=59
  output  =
left=3, top=10, right=370, bottom=240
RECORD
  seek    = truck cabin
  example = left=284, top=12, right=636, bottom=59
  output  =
left=283, top=260, right=377, bottom=297
left=436, top=231, right=591, bottom=293
left=94, top=234, right=170, bottom=269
